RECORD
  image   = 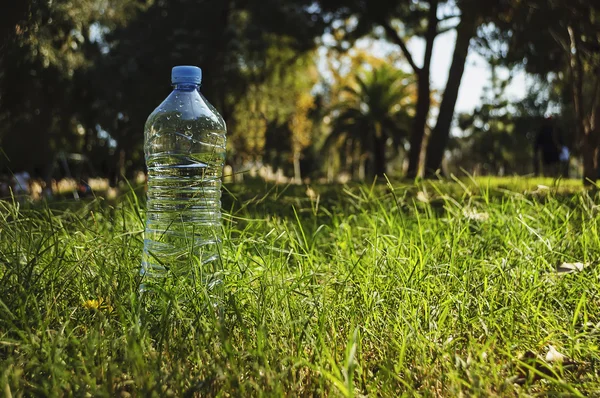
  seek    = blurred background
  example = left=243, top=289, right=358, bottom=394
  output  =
left=1, top=0, right=599, bottom=198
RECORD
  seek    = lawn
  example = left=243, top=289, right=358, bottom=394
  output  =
left=1, top=177, right=599, bottom=396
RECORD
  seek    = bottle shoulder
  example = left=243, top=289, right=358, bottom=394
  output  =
left=145, top=90, right=226, bottom=132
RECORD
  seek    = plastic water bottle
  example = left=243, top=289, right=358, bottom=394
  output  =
left=141, top=66, right=226, bottom=287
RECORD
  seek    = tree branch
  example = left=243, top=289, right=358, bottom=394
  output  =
left=549, top=27, right=570, bottom=54
left=422, top=0, right=439, bottom=73
left=568, top=25, right=587, bottom=139
left=590, top=70, right=600, bottom=132
left=381, top=21, right=420, bottom=74
left=437, top=24, right=459, bottom=35
left=572, top=26, right=587, bottom=132
left=439, top=14, right=460, bottom=22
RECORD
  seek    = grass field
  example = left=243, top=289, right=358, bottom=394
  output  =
left=1, top=177, right=599, bottom=396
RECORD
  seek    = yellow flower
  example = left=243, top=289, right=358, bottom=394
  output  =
left=82, top=298, right=113, bottom=312
left=83, top=299, right=100, bottom=310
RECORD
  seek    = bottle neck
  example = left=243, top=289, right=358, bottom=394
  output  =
left=172, top=83, right=200, bottom=91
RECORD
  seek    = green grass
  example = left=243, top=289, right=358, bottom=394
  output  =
left=1, top=177, right=600, bottom=396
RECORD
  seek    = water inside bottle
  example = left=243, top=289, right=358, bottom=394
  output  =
left=142, top=127, right=226, bottom=283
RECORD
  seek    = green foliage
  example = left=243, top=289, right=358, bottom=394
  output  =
left=482, top=0, right=600, bottom=76
left=318, top=0, right=439, bottom=42
left=326, top=64, right=414, bottom=178
left=93, top=0, right=326, bottom=173
left=478, top=0, right=600, bottom=128
left=0, top=0, right=326, bottom=178
left=2, top=0, right=600, bottom=182
left=473, top=0, right=600, bottom=182
left=0, top=0, right=143, bottom=174
left=0, top=0, right=92, bottom=172
left=1, top=180, right=600, bottom=395
left=448, top=72, right=559, bottom=175
left=229, top=41, right=318, bottom=173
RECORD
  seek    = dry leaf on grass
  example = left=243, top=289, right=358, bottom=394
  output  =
left=305, top=186, right=318, bottom=201
left=416, top=191, right=429, bottom=203
left=545, top=345, right=566, bottom=363
left=528, top=185, right=550, bottom=195
left=556, top=262, right=589, bottom=274
left=462, top=207, right=489, bottom=222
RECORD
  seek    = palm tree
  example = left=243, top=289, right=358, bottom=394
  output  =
left=325, top=64, right=415, bottom=180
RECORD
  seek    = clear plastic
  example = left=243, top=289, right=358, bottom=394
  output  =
left=141, top=81, right=226, bottom=287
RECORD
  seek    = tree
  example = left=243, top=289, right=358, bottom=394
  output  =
left=448, top=72, right=562, bottom=176
left=289, top=92, right=315, bottom=183
left=318, top=0, right=511, bottom=178
left=325, top=64, right=414, bottom=179
left=424, top=0, right=520, bottom=176
left=227, top=40, right=318, bottom=179
left=317, top=0, right=445, bottom=177
left=0, top=0, right=102, bottom=174
left=94, top=0, right=326, bottom=176
left=0, top=0, right=30, bottom=49
left=0, top=0, right=327, bottom=179
left=0, top=0, right=142, bottom=176
left=423, top=1, right=478, bottom=176
left=484, top=0, right=600, bottom=185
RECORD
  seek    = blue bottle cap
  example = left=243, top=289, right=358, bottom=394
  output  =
left=171, top=65, right=202, bottom=85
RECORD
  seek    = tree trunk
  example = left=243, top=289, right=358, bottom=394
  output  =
left=405, top=0, right=438, bottom=178
left=567, top=25, right=600, bottom=186
left=582, top=134, right=598, bottom=184
left=327, top=152, right=334, bottom=183
left=424, top=10, right=478, bottom=177
left=293, top=151, right=301, bottom=184
left=406, top=70, right=432, bottom=178
left=582, top=106, right=600, bottom=185
left=373, top=135, right=386, bottom=178
left=358, top=157, right=366, bottom=181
